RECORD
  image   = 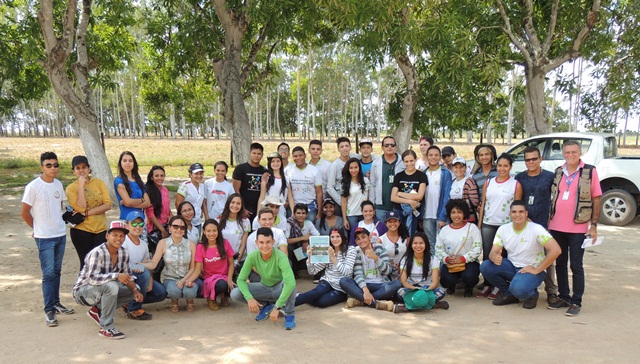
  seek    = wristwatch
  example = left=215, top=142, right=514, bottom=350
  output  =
left=591, top=222, right=598, bottom=227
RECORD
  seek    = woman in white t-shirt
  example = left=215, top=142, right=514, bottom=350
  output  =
left=258, top=152, right=294, bottom=222
left=353, top=201, right=388, bottom=246
left=390, top=232, right=448, bottom=313
left=477, top=154, right=522, bottom=298
left=177, top=201, right=200, bottom=243
left=379, top=210, right=409, bottom=279
left=435, top=199, right=482, bottom=298
left=340, top=157, right=370, bottom=242
left=204, top=161, right=236, bottom=221
left=216, top=193, right=251, bottom=263
left=176, top=163, right=207, bottom=235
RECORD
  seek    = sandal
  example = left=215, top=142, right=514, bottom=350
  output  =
left=186, top=300, right=196, bottom=312
left=170, top=300, right=179, bottom=313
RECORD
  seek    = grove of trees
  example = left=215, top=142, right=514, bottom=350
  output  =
left=1, top=0, right=639, bottom=178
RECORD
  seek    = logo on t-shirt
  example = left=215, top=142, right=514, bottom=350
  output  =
left=54, top=191, right=61, bottom=199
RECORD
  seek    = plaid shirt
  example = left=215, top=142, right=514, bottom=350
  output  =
left=72, top=243, right=132, bottom=299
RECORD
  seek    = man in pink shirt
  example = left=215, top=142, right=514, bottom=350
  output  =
left=547, top=140, right=602, bottom=317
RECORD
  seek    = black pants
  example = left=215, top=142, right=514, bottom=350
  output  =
left=69, top=228, right=106, bottom=269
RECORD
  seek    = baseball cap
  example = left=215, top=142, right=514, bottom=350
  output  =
left=125, top=211, right=145, bottom=222
left=385, top=211, right=401, bottom=221
left=323, top=198, right=337, bottom=206
left=261, top=195, right=284, bottom=206
left=452, top=157, right=466, bottom=166
left=442, top=146, right=456, bottom=156
left=354, top=227, right=370, bottom=237
left=189, top=163, right=204, bottom=173
left=267, top=152, right=281, bottom=159
left=359, top=138, right=373, bottom=146
left=71, top=155, right=89, bottom=168
left=107, top=220, right=129, bottom=234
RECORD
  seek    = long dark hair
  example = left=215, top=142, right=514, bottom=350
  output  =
left=146, top=166, right=165, bottom=219
left=318, top=199, right=337, bottom=230
left=118, top=151, right=145, bottom=196
left=199, top=219, right=227, bottom=259
left=219, top=193, right=245, bottom=231
left=401, top=232, right=431, bottom=281
left=341, top=157, right=366, bottom=198
left=177, top=201, right=195, bottom=225
left=266, top=154, right=288, bottom=197
left=330, top=227, right=349, bottom=255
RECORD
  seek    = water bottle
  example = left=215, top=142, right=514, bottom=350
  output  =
left=370, top=230, right=379, bottom=245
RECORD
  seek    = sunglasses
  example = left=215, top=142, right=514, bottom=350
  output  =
left=383, top=143, right=396, bottom=148
left=394, top=243, right=399, bottom=256
left=130, top=222, right=145, bottom=227
left=43, top=163, right=60, bottom=168
left=524, top=157, right=540, bottom=163
left=171, top=224, right=187, bottom=231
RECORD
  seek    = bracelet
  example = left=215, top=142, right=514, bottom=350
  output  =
left=591, top=223, right=598, bottom=227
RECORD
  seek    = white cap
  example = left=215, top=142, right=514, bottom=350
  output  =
left=452, top=157, right=466, bottom=166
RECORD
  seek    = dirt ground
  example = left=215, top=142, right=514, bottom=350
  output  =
left=1, top=193, right=638, bottom=363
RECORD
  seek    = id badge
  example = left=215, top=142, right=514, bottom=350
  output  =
left=388, top=175, right=394, bottom=183
left=528, top=195, right=534, bottom=205
left=562, top=190, right=570, bottom=200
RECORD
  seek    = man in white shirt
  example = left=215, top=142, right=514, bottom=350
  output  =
left=21, top=151, right=75, bottom=327
left=308, top=139, right=332, bottom=198
left=327, top=137, right=354, bottom=215
left=422, top=146, right=452, bottom=253
left=285, top=146, right=323, bottom=222
left=245, top=208, right=288, bottom=257
left=480, top=201, right=561, bottom=309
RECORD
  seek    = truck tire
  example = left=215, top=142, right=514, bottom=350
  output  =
left=600, top=189, right=637, bottom=226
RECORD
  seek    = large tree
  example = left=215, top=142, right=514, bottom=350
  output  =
left=37, top=0, right=135, bottom=196
left=493, top=0, right=602, bottom=135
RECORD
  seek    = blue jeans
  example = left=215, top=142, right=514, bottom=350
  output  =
left=306, top=201, right=319, bottom=222
left=440, top=262, right=481, bottom=290
left=402, top=205, right=420, bottom=236
left=164, top=279, right=199, bottom=300
left=339, top=277, right=402, bottom=307
left=295, top=280, right=347, bottom=308
left=346, top=215, right=362, bottom=245
left=375, top=208, right=390, bottom=222
left=127, top=268, right=167, bottom=311
left=550, top=230, right=586, bottom=306
left=480, top=258, right=546, bottom=300
left=422, top=218, right=438, bottom=255
left=230, top=280, right=297, bottom=316
left=35, top=235, right=66, bottom=313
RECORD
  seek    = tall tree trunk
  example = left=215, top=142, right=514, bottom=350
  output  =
left=296, top=58, right=302, bottom=139
left=170, top=103, right=176, bottom=139
left=507, top=69, right=516, bottom=144
left=523, top=67, right=551, bottom=135
left=37, top=0, right=114, bottom=201
left=393, top=53, right=418, bottom=153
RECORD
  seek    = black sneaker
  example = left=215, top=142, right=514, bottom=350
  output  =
left=493, top=294, right=520, bottom=306
left=45, top=311, right=58, bottom=327
left=463, top=287, right=473, bottom=298
left=522, top=292, right=539, bottom=309
left=547, top=294, right=560, bottom=305
left=54, top=303, right=75, bottom=315
left=99, top=327, right=126, bottom=340
left=127, top=309, right=153, bottom=320
left=446, top=287, right=455, bottom=295
left=547, top=298, right=570, bottom=310
left=565, top=304, right=581, bottom=316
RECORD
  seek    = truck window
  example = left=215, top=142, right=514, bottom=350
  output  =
left=508, top=139, right=547, bottom=161
left=603, top=136, right=617, bottom=158
left=551, top=139, right=592, bottom=160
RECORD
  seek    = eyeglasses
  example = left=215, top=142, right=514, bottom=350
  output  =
left=171, top=224, right=186, bottom=231
left=130, top=222, right=145, bottom=227
left=394, top=243, right=399, bottom=256
left=43, top=163, right=60, bottom=168
left=383, top=143, right=396, bottom=148
left=524, top=157, right=540, bottom=163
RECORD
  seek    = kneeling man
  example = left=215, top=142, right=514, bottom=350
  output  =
left=480, top=201, right=561, bottom=309
left=231, top=227, right=297, bottom=330
left=72, top=221, right=144, bottom=339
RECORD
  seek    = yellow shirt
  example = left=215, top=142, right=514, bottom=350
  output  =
left=65, top=177, right=111, bottom=233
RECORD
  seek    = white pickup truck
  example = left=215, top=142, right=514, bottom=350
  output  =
left=503, top=132, right=640, bottom=226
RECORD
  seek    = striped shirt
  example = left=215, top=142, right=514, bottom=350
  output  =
left=307, top=245, right=357, bottom=292
left=73, top=244, right=132, bottom=299
left=353, top=244, right=393, bottom=288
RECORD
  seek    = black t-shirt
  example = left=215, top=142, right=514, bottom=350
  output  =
left=232, top=162, right=267, bottom=216
left=392, top=170, right=428, bottom=209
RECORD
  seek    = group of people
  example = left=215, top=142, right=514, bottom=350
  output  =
left=20, top=136, right=601, bottom=339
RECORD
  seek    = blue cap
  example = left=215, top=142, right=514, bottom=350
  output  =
left=385, top=211, right=401, bottom=221
left=125, top=211, right=145, bottom=222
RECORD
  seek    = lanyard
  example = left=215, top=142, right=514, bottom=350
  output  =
left=565, top=170, right=579, bottom=188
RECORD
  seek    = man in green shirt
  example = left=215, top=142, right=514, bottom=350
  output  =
left=230, top=227, right=297, bottom=330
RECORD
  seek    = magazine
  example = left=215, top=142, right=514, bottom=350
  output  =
left=309, top=236, right=330, bottom=264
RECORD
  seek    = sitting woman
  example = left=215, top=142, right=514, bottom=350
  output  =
left=315, top=198, right=343, bottom=236
left=379, top=211, right=410, bottom=278
left=187, top=219, right=235, bottom=311
left=378, top=232, right=448, bottom=313
left=435, top=199, right=482, bottom=297
left=216, top=193, right=251, bottom=263
left=351, top=201, right=387, bottom=246
left=177, top=201, right=200, bottom=243
left=143, top=216, right=198, bottom=312
left=295, top=228, right=357, bottom=308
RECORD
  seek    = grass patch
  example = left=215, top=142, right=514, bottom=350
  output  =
left=0, top=158, right=40, bottom=169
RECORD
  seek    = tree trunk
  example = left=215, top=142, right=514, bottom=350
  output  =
left=393, top=53, right=418, bottom=153
left=37, top=0, right=114, bottom=202
left=523, top=66, right=551, bottom=136
left=170, top=103, right=176, bottom=139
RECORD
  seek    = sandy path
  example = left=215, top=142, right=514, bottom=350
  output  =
left=1, top=194, right=638, bottom=363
